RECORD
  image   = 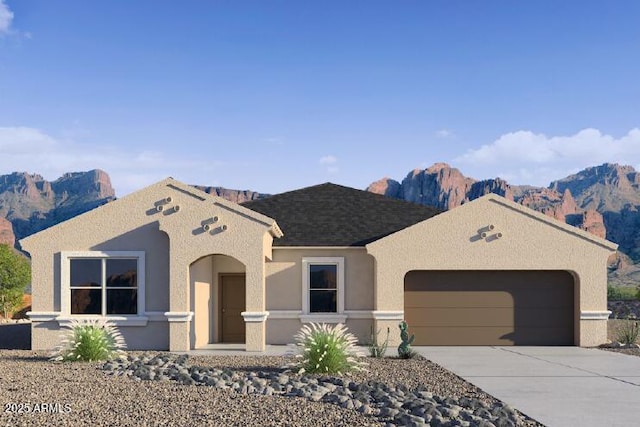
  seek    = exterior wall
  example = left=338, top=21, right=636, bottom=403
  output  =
left=191, top=256, right=213, bottom=348
left=266, top=318, right=374, bottom=345
left=22, top=206, right=172, bottom=351
left=366, top=195, right=617, bottom=347
left=264, top=248, right=375, bottom=344
left=32, top=320, right=169, bottom=351
left=21, top=179, right=277, bottom=352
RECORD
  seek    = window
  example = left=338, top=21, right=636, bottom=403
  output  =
left=309, top=264, right=337, bottom=312
left=62, top=252, right=145, bottom=317
left=302, top=257, right=344, bottom=316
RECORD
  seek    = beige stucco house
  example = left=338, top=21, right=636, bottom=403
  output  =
left=21, top=178, right=617, bottom=352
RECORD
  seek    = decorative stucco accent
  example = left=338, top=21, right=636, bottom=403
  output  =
left=27, top=311, right=157, bottom=326
left=56, top=316, right=150, bottom=327
left=145, top=311, right=169, bottom=321
left=343, top=310, right=375, bottom=319
left=241, top=311, right=270, bottom=322
left=268, top=310, right=374, bottom=320
left=164, top=311, right=194, bottom=322
left=299, top=314, right=348, bottom=323
left=26, top=311, right=60, bottom=322
left=580, top=310, right=612, bottom=320
left=372, top=311, right=404, bottom=320
left=268, top=310, right=301, bottom=319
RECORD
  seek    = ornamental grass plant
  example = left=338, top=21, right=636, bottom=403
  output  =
left=615, top=316, right=640, bottom=346
left=368, top=326, right=390, bottom=358
left=285, top=322, right=367, bottom=375
left=50, top=319, right=126, bottom=362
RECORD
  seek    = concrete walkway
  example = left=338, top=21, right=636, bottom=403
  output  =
left=416, top=346, right=640, bottom=427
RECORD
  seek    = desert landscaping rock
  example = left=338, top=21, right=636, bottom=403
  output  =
left=0, top=350, right=543, bottom=426
left=98, top=353, right=536, bottom=427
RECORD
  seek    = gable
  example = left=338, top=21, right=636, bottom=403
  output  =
left=366, top=193, right=617, bottom=269
left=20, top=178, right=281, bottom=251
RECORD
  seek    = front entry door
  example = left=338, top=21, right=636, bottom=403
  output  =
left=219, top=274, right=246, bottom=343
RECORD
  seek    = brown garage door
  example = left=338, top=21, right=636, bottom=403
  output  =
left=404, top=270, right=574, bottom=345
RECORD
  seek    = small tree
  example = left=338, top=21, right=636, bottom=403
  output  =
left=0, top=244, right=30, bottom=319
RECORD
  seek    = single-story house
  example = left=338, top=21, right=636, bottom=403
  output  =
left=21, top=178, right=617, bottom=351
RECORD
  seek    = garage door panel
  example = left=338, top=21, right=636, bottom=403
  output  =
left=411, top=326, right=573, bottom=346
left=405, top=292, right=572, bottom=309
left=411, top=327, right=517, bottom=345
left=406, top=307, right=515, bottom=327
left=404, top=270, right=574, bottom=346
left=405, top=291, right=514, bottom=308
left=406, top=307, right=573, bottom=329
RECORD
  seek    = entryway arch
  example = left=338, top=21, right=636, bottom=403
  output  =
left=190, top=254, right=246, bottom=348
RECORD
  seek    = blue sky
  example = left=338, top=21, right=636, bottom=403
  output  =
left=0, top=1, right=638, bottom=196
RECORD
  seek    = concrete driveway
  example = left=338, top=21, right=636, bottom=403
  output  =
left=416, top=347, right=640, bottom=427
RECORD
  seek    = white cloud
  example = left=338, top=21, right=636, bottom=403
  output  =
left=319, top=155, right=338, bottom=174
left=453, top=128, right=640, bottom=186
left=319, top=155, right=337, bottom=165
left=0, top=0, right=13, bottom=34
left=435, top=129, right=454, bottom=139
left=0, top=126, right=220, bottom=196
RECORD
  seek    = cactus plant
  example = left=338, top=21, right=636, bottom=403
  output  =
left=398, top=320, right=417, bottom=359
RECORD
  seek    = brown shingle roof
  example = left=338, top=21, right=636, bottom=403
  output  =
left=241, top=183, right=441, bottom=246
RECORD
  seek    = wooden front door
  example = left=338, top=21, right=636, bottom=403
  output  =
left=219, top=274, right=246, bottom=343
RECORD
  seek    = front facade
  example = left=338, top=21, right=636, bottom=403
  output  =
left=21, top=179, right=617, bottom=351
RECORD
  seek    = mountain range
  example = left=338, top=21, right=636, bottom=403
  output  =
left=1, top=163, right=639, bottom=286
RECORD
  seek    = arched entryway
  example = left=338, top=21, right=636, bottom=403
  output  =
left=190, top=254, right=246, bottom=348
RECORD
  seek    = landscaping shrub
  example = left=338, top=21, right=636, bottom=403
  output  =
left=607, top=285, right=639, bottom=301
left=285, top=322, right=367, bottom=375
left=368, top=326, right=390, bottom=358
left=0, top=244, right=31, bottom=319
left=50, top=319, right=126, bottom=362
left=615, top=316, right=640, bottom=346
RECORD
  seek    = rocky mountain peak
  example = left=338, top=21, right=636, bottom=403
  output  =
left=192, top=185, right=269, bottom=203
left=425, top=162, right=453, bottom=174
left=550, top=163, right=640, bottom=211
left=366, top=177, right=402, bottom=199
left=52, top=169, right=115, bottom=201
left=0, top=169, right=116, bottom=244
left=400, top=164, right=475, bottom=210
left=516, top=187, right=578, bottom=222
left=368, top=163, right=609, bottom=246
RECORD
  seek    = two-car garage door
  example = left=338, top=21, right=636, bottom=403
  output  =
left=404, top=270, right=575, bottom=345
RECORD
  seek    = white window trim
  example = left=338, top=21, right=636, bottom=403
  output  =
left=61, top=251, right=146, bottom=325
left=301, top=257, right=345, bottom=321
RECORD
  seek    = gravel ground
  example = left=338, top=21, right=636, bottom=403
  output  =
left=0, top=350, right=544, bottom=427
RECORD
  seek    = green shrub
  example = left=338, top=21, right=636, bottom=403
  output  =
left=50, top=319, right=126, bottom=362
left=0, top=244, right=30, bottom=319
left=368, top=326, right=390, bottom=358
left=607, top=285, right=639, bottom=301
left=286, top=322, right=367, bottom=375
left=615, top=317, right=640, bottom=345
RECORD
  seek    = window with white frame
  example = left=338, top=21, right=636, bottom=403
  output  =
left=302, top=257, right=344, bottom=314
left=62, top=252, right=145, bottom=316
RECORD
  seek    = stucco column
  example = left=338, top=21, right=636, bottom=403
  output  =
left=167, top=250, right=191, bottom=351
left=579, top=266, right=610, bottom=347
left=243, top=261, right=267, bottom=351
left=370, top=255, right=404, bottom=348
